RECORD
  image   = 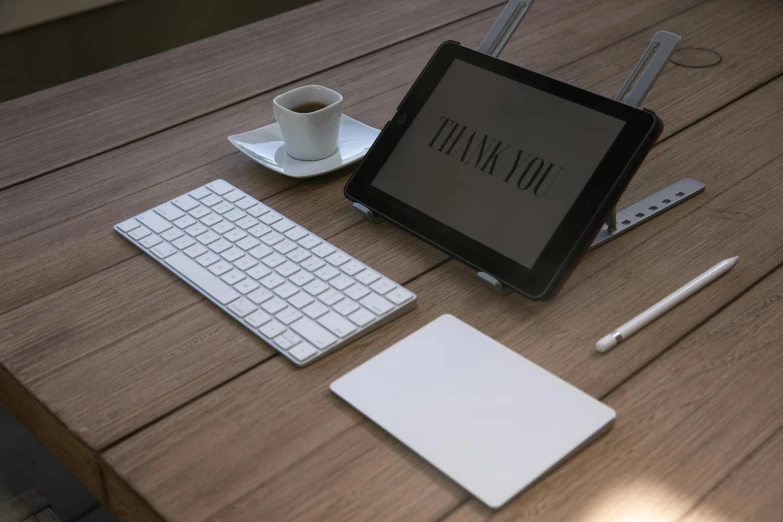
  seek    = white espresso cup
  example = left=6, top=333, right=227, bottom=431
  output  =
left=273, top=85, right=343, bottom=161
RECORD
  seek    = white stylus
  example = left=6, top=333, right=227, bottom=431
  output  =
left=596, top=256, right=739, bottom=353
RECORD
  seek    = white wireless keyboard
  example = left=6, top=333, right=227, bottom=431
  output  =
left=114, top=179, right=416, bottom=366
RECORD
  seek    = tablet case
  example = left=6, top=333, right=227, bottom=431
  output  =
left=330, top=315, right=615, bottom=508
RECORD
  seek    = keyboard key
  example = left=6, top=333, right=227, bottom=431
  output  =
left=315, top=265, right=340, bottom=281
left=228, top=298, right=256, bottom=317
left=249, top=244, right=273, bottom=259
left=340, top=260, right=365, bottom=276
left=155, top=202, right=185, bottom=221
left=224, top=190, right=246, bottom=203
left=348, top=308, right=376, bottom=326
left=206, top=179, right=234, bottom=195
left=289, top=271, right=315, bottom=286
left=201, top=213, right=222, bottom=226
left=259, top=211, right=283, bottom=225
left=246, top=310, right=272, bottom=327
left=128, top=227, right=151, bottom=244
left=282, top=330, right=302, bottom=345
left=184, top=223, right=208, bottom=237
left=247, top=204, right=270, bottom=218
left=325, top=251, right=350, bottom=267
left=318, top=289, right=344, bottom=306
left=221, top=269, right=245, bottom=285
left=248, top=224, right=272, bottom=237
left=287, top=247, right=311, bottom=263
left=221, top=247, right=245, bottom=262
left=260, top=231, right=285, bottom=246
left=275, top=261, right=300, bottom=277
left=330, top=274, right=355, bottom=291
left=300, top=257, right=326, bottom=272
left=197, top=230, right=220, bottom=245
left=161, top=228, right=184, bottom=242
left=196, top=252, right=220, bottom=267
left=247, top=265, right=272, bottom=280
left=172, top=235, right=195, bottom=250
left=285, top=227, right=309, bottom=241
left=224, top=229, right=247, bottom=242
left=174, top=215, right=197, bottom=229
left=236, top=237, right=260, bottom=251
left=260, top=320, right=286, bottom=339
left=289, top=342, right=318, bottom=362
left=236, top=197, right=258, bottom=210
left=210, top=239, right=232, bottom=253
left=117, top=218, right=141, bottom=232
left=247, top=287, right=274, bottom=304
left=370, top=278, right=396, bottom=295
left=344, top=283, right=370, bottom=300
left=189, top=205, right=211, bottom=219
left=166, top=253, right=239, bottom=305
left=172, top=194, right=199, bottom=211
left=137, top=211, right=172, bottom=233
left=212, top=220, right=235, bottom=234
left=190, top=186, right=211, bottom=200
left=288, top=291, right=314, bottom=309
left=385, top=287, right=415, bottom=305
left=274, top=282, right=299, bottom=299
left=224, top=209, right=247, bottom=222
left=213, top=202, right=234, bottom=214
left=262, top=298, right=287, bottom=314
left=318, top=312, right=358, bottom=338
left=276, top=307, right=303, bottom=325
left=184, top=243, right=208, bottom=258
left=208, top=261, right=233, bottom=276
left=151, top=242, right=177, bottom=259
left=275, top=335, right=293, bottom=350
left=272, top=219, right=296, bottom=233
left=260, top=273, right=286, bottom=289
left=298, top=235, right=321, bottom=249
left=201, top=194, right=223, bottom=207
left=355, top=269, right=381, bottom=285
left=360, top=293, right=394, bottom=316
left=234, top=256, right=258, bottom=271
left=333, top=299, right=360, bottom=316
left=303, top=302, right=329, bottom=319
left=262, top=253, right=287, bottom=268
left=274, top=239, right=298, bottom=254
left=236, top=217, right=258, bottom=230
left=303, top=279, right=329, bottom=296
left=312, top=243, right=336, bottom=258
left=291, top=317, right=337, bottom=350
left=234, top=279, right=259, bottom=294
left=140, top=234, right=162, bottom=248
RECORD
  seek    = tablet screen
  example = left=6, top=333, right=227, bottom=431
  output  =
left=371, top=59, right=626, bottom=268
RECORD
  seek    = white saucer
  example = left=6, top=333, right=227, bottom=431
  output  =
left=228, top=115, right=380, bottom=178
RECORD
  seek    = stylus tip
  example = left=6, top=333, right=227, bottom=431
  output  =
left=595, top=336, right=617, bottom=353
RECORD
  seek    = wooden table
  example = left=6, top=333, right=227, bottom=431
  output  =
left=1, top=0, right=782, bottom=520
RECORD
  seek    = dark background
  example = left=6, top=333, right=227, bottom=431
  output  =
left=0, top=0, right=319, bottom=103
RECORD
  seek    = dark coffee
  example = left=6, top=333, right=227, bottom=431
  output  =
left=290, top=101, right=328, bottom=113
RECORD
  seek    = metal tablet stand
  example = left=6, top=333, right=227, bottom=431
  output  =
left=353, top=1, right=705, bottom=296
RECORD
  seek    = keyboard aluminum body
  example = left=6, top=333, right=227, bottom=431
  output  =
left=114, top=179, right=417, bottom=366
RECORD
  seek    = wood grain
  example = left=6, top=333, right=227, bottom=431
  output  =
left=0, top=0, right=507, bottom=187
left=101, top=75, right=783, bottom=520
left=679, top=428, right=783, bottom=522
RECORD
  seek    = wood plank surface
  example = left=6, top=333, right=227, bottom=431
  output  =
left=0, top=0, right=735, bottom=458
left=101, top=72, right=783, bottom=521
left=446, top=259, right=783, bottom=522
left=0, top=0, right=506, bottom=188
left=680, top=428, right=783, bottom=522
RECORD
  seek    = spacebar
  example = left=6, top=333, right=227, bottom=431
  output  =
left=165, top=252, right=240, bottom=305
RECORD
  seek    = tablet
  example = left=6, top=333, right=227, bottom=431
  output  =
left=345, top=41, right=662, bottom=299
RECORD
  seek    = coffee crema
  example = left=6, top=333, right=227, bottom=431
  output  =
left=290, top=101, right=328, bottom=113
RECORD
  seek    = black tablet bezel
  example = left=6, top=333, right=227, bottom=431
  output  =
left=345, top=41, right=661, bottom=300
